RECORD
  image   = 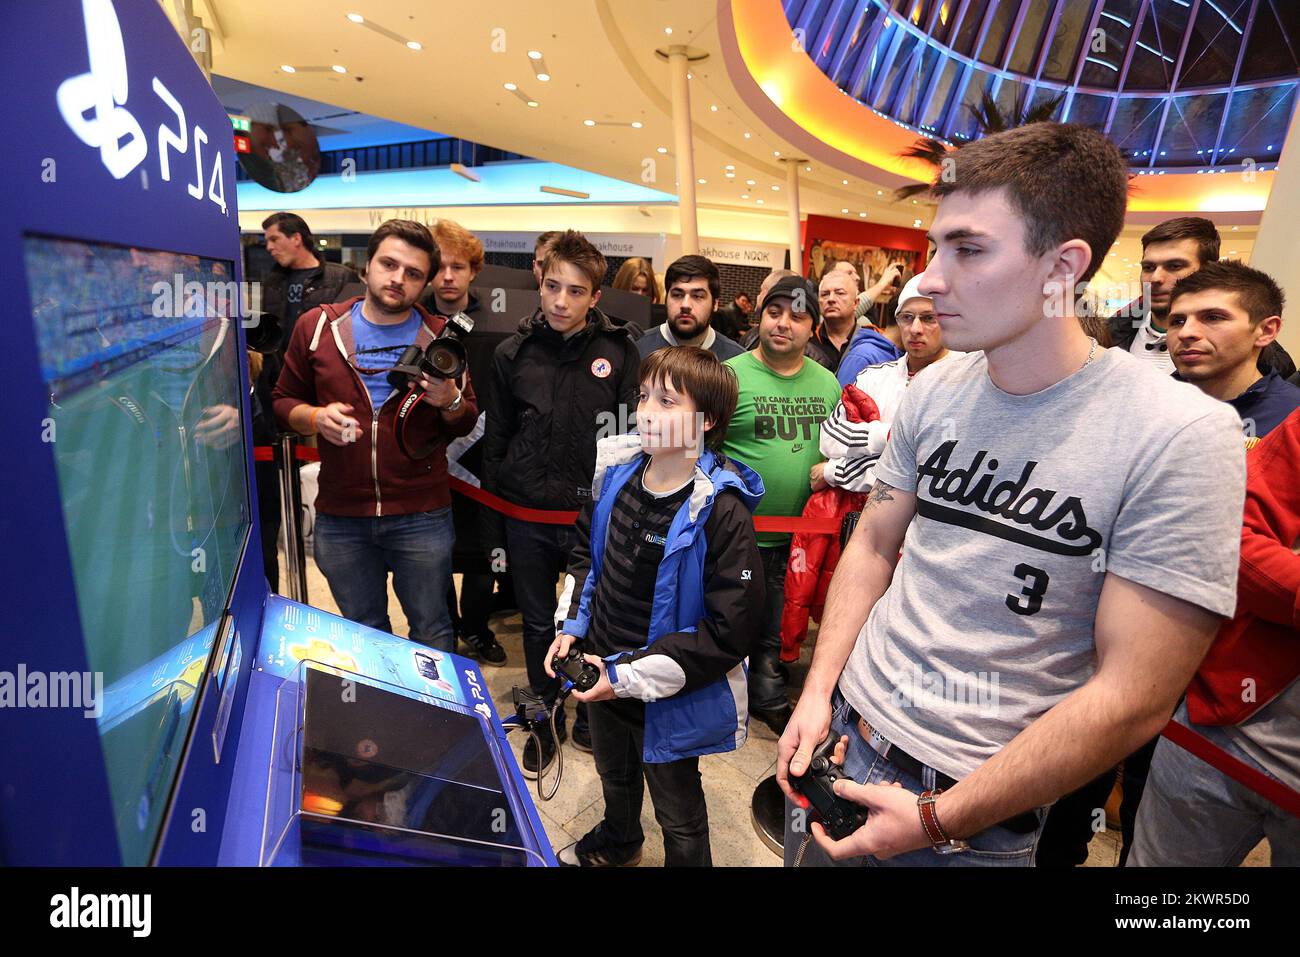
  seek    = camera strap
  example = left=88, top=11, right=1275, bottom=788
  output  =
left=393, top=384, right=439, bottom=460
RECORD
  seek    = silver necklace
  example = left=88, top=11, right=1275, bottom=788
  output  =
left=1081, top=337, right=1098, bottom=370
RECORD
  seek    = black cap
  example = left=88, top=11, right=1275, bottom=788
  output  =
left=758, top=276, right=820, bottom=325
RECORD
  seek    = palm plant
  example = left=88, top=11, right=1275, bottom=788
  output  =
left=893, top=89, right=1066, bottom=201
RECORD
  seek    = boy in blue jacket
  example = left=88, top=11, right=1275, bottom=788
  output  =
left=546, top=346, right=765, bottom=866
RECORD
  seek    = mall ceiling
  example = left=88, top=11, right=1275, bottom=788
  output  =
left=174, top=0, right=1276, bottom=284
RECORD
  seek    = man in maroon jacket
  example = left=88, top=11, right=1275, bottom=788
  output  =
left=273, top=219, right=478, bottom=650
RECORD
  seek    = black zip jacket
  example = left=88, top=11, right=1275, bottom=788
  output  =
left=481, top=308, right=640, bottom=545
left=261, top=259, right=364, bottom=331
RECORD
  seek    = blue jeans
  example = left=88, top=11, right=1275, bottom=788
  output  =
left=749, top=544, right=791, bottom=711
left=784, top=691, right=1047, bottom=867
left=313, top=508, right=456, bottom=652
left=1127, top=702, right=1300, bottom=866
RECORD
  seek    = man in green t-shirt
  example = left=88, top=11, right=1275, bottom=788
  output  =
left=723, top=276, right=842, bottom=733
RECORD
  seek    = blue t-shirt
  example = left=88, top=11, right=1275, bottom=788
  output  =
left=351, top=301, right=422, bottom=411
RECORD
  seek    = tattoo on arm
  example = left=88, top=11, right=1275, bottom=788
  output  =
left=867, top=480, right=896, bottom=508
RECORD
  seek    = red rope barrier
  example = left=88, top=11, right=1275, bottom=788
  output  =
left=1160, top=719, right=1300, bottom=818
left=254, top=445, right=842, bottom=532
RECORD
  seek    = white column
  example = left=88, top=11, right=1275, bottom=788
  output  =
left=785, top=160, right=803, bottom=272
left=668, top=47, right=699, bottom=254
left=1250, top=100, right=1300, bottom=358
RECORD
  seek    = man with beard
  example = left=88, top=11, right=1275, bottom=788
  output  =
left=273, top=220, right=477, bottom=652
left=635, top=255, right=744, bottom=361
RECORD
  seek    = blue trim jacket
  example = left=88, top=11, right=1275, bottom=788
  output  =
left=556, top=434, right=766, bottom=763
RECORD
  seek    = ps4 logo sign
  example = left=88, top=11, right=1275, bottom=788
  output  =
left=463, top=668, right=493, bottom=720
left=56, top=0, right=228, bottom=213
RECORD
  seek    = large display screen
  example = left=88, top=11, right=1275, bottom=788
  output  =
left=25, top=235, right=251, bottom=864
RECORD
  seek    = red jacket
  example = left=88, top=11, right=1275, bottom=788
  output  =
left=779, top=486, right=866, bottom=663
left=1187, top=406, right=1300, bottom=725
left=272, top=297, right=478, bottom=517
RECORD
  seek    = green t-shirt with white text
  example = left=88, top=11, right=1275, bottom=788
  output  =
left=721, top=350, right=842, bottom=547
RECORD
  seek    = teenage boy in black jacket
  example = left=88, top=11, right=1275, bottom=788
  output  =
left=482, top=230, right=640, bottom=775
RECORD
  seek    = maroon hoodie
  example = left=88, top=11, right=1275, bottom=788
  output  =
left=273, top=296, right=478, bottom=517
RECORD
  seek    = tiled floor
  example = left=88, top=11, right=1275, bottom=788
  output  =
left=288, top=554, right=1269, bottom=867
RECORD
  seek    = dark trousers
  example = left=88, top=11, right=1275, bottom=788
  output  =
left=1036, top=735, right=1161, bottom=866
left=1119, top=737, right=1160, bottom=867
left=255, top=459, right=281, bottom=593
left=589, top=698, right=711, bottom=867
left=504, top=517, right=582, bottom=733
left=448, top=572, right=495, bottom=638
left=749, top=544, right=791, bottom=711
left=1036, top=769, right=1117, bottom=867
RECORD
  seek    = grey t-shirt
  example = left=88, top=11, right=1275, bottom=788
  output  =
left=838, top=347, right=1246, bottom=780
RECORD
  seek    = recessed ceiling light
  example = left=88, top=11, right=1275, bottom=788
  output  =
left=665, top=27, right=673, bottom=34
left=841, top=208, right=849, bottom=213
left=805, top=165, right=812, bottom=172
left=583, top=119, right=595, bottom=126
left=504, top=82, right=517, bottom=91
left=876, top=190, right=883, bottom=196
left=725, top=165, right=735, bottom=170
left=773, top=150, right=781, bottom=157
left=710, top=104, right=718, bottom=112
left=687, top=72, right=693, bottom=80
left=913, top=218, right=923, bottom=227
left=332, top=64, right=347, bottom=73
left=698, top=178, right=706, bottom=184
left=347, top=12, right=364, bottom=23
left=740, top=193, right=750, bottom=199
left=743, top=132, right=751, bottom=139
left=771, top=185, right=780, bottom=191
left=407, top=41, right=422, bottom=51
left=631, top=121, right=643, bottom=128
left=842, top=179, right=848, bottom=185
left=1232, top=225, right=1238, bottom=230
left=281, top=64, right=296, bottom=73
left=911, top=199, right=917, bottom=204
left=725, top=172, right=735, bottom=178
left=657, top=146, right=668, bottom=154
left=756, top=198, right=764, bottom=204
left=537, top=72, right=550, bottom=81
left=528, top=50, right=543, bottom=60
left=746, top=179, right=756, bottom=186
left=859, top=212, right=867, bottom=218
left=526, top=100, right=539, bottom=108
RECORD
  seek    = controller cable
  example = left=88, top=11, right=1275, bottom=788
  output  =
left=500, top=684, right=570, bottom=803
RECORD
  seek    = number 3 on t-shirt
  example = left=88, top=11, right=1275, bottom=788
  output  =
left=1006, top=563, right=1050, bottom=616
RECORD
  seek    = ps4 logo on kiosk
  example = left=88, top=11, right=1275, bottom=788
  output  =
left=56, top=0, right=229, bottom=215
left=463, top=669, right=493, bottom=720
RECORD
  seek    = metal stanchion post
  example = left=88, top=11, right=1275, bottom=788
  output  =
left=275, top=432, right=309, bottom=602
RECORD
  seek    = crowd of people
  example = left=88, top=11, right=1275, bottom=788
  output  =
left=255, top=119, right=1300, bottom=868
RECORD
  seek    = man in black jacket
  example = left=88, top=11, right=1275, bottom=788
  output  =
left=261, top=212, right=363, bottom=327
left=482, top=230, right=640, bottom=775
left=1104, top=216, right=1294, bottom=378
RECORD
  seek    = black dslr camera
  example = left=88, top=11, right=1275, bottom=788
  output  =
left=787, top=731, right=868, bottom=840
left=387, top=311, right=474, bottom=391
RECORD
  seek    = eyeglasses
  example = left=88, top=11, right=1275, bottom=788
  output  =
left=896, top=312, right=937, bottom=325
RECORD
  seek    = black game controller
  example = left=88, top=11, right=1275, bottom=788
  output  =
left=787, top=732, right=869, bottom=840
left=551, top=647, right=600, bottom=693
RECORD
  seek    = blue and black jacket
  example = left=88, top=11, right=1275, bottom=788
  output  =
left=557, top=435, right=766, bottom=763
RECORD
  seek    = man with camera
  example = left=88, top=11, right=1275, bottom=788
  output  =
left=273, top=219, right=478, bottom=651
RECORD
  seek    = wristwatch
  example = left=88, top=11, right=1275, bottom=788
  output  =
left=918, top=789, right=969, bottom=855
left=442, top=390, right=464, bottom=413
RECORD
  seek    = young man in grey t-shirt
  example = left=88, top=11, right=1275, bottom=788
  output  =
left=777, top=122, right=1247, bottom=867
